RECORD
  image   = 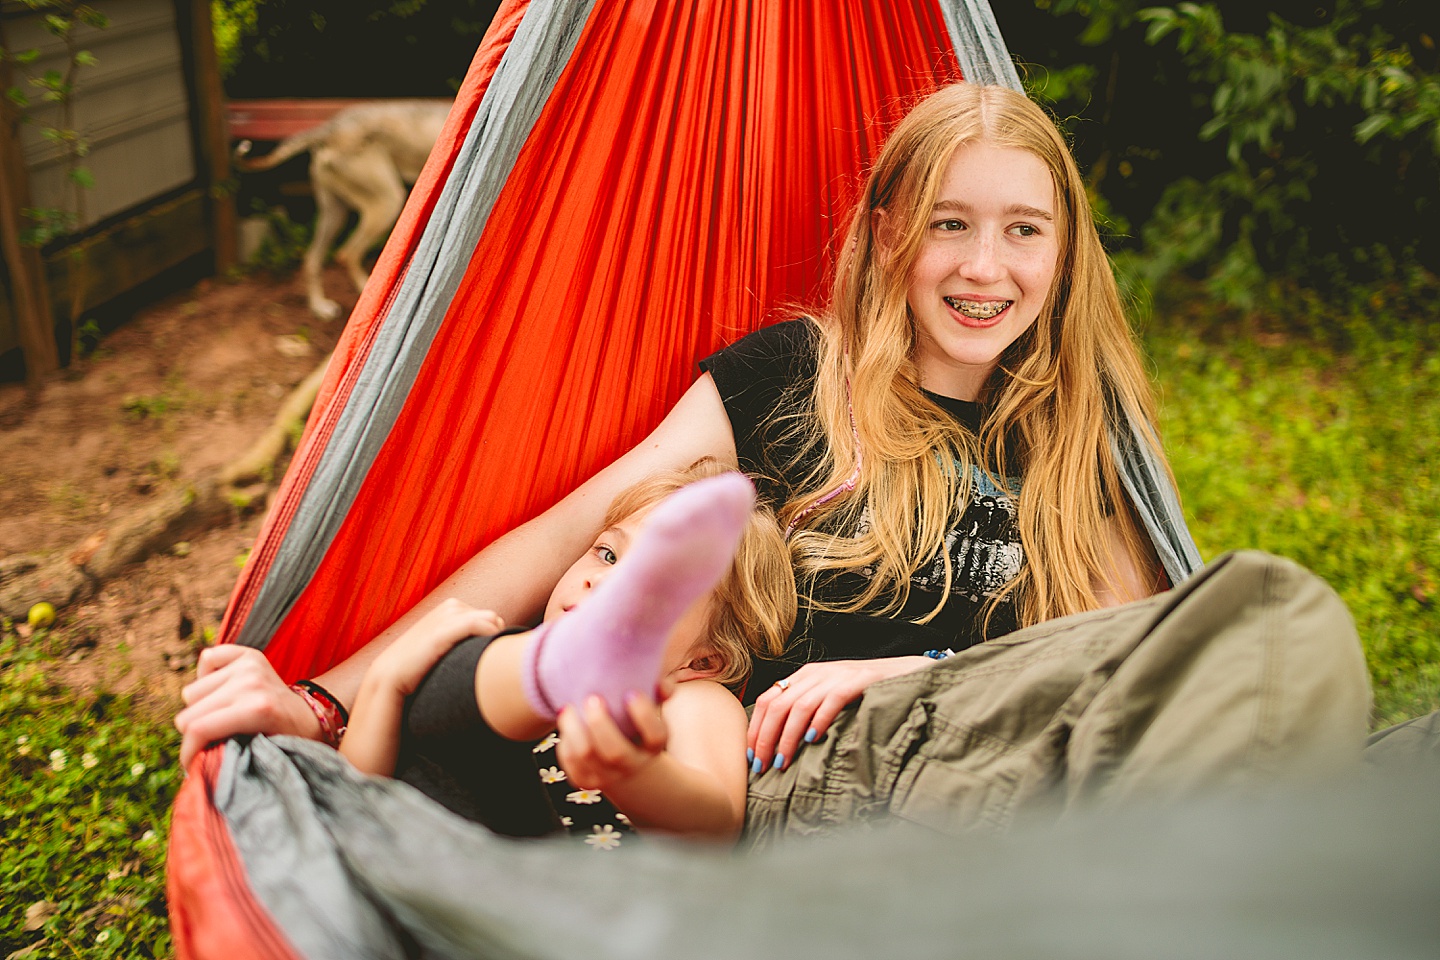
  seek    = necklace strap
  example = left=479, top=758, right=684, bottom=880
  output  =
left=785, top=375, right=864, bottom=538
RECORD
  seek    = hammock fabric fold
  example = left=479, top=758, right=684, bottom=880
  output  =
left=170, top=1, right=1207, bottom=956
left=167, top=735, right=1440, bottom=960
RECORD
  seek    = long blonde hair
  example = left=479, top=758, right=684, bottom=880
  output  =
left=781, top=82, right=1167, bottom=631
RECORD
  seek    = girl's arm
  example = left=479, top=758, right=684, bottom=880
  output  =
left=339, top=671, right=408, bottom=776
left=557, top=681, right=748, bottom=842
left=339, top=600, right=503, bottom=776
left=1092, top=515, right=1165, bottom=608
left=176, top=375, right=737, bottom=767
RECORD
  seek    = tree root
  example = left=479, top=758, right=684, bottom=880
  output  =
left=0, top=354, right=332, bottom=621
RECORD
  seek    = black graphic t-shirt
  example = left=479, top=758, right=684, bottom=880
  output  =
left=700, top=320, right=1024, bottom=700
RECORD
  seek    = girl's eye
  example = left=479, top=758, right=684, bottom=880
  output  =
left=933, top=218, right=965, bottom=232
left=595, top=545, right=618, bottom=565
left=1011, top=223, right=1039, bottom=237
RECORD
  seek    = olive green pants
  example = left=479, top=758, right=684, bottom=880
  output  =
left=744, top=551, right=1372, bottom=848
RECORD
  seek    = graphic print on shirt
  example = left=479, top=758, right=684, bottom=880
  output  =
left=913, top=467, right=1022, bottom=603
left=851, top=465, right=1021, bottom=606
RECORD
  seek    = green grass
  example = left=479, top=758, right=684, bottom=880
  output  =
left=1145, top=295, right=1440, bottom=728
left=0, top=635, right=178, bottom=959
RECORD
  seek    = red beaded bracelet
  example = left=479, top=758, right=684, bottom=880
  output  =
left=291, top=680, right=349, bottom=748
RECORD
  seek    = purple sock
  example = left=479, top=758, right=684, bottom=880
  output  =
left=521, top=472, right=754, bottom=735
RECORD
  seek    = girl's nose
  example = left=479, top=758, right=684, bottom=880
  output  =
left=583, top=567, right=611, bottom=592
left=957, top=233, right=1004, bottom=284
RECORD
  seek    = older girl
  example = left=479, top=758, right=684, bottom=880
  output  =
left=704, top=83, right=1166, bottom=771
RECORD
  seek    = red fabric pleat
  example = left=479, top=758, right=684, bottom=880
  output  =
left=249, top=0, right=961, bottom=680
left=167, top=749, right=304, bottom=960
left=218, top=0, right=531, bottom=646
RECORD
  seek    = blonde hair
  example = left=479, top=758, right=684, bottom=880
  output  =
left=781, top=82, right=1167, bottom=631
left=604, top=459, right=796, bottom=687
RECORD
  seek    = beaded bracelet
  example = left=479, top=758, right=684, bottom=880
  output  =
left=291, top=679, right=349, bottom=748
left=923, top=648, right=956, bottom=661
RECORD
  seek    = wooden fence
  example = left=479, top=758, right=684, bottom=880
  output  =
left=0, top=0, right=233, bottom=380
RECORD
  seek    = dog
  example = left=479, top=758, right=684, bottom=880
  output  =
left=235, top=100, right=452, bottom=319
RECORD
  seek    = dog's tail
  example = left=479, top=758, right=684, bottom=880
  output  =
left=233, top=121, right=334, bottom=172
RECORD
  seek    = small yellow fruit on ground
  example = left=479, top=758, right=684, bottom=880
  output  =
left=27, top=602, right=57, bottom=629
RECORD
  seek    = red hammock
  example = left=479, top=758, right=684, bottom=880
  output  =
left=168, top=7, right=1227, bottom=958
left=221, top=0, right=980, bottom=680
left=174, top=5, right=1005, bottom=955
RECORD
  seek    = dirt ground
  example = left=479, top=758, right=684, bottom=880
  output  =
left=0, top=266, right=353, bottom=718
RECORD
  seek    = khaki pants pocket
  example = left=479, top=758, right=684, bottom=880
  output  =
left=888, top=704, right=1022, bottom=834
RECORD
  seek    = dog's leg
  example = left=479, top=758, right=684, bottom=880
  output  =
left=306, top=174, right=350, bottom=320
left=330, top=147, right=407, bottom=297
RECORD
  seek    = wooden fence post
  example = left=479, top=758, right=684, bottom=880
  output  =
left=0, top=32, right=60, bottom=382
left=188, top=0, right=237, bottom=273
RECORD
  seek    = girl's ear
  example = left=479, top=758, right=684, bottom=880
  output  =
left=670, top=646, right=725, bottom=683
left=871, top=208, right=900, bottom=264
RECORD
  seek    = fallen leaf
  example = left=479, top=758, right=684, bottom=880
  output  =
left=274, top=334, right=313, bottom=358
left=23, top=901, right=56, bottom=932
left=6, top=939, right=48, bottom=960
left=69, top=530, right=108, bottom=567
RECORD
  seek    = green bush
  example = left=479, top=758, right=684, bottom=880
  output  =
left=211, top=0, right=262, bottom=77
left=215, top=0, right=495, bottom=97
left=1145, top=287, right=1440, bottom=726
left=246, top=201, right=312, bottom=273
left=1136, top=1, right=1440, bottom=306
left=1007, top=0, right=1440, bottom=310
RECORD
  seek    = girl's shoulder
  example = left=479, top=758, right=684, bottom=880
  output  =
left=698, top=321, right=822, bottom=499
left=698, top=319, right=819, bottom=422
left=661, top=678, right=746, bottom=725
left=699, top=318, right=819, bottom=388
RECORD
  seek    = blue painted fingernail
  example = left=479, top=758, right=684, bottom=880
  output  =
left=803, top=728, right=818, bottom=743
left=746, top=748, right=755, bottom=764
left=751, top=756, right=763, bottom=774
left=772, top=753, right=786, bottom=771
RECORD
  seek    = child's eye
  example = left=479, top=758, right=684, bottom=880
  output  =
left=595, top=545, right=618, bottom=565
left=933, top=218, right=965, bottom=232
left=1010, top=223, right=1039, bottom=237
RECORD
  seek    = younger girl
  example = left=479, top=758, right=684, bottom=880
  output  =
left=339, top=464, right=795, bottom=844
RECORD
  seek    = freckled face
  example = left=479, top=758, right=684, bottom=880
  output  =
left=904, top=142, right=1060, bottom=400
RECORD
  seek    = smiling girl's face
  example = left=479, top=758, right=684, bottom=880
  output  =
left=902, top=141, right=1060, bottom=401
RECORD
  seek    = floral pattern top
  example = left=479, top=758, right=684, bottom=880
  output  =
left=531, top=732, right=636, bottom=851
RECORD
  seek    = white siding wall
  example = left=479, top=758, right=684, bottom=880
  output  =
left=6, top=0, right=196, bottom=229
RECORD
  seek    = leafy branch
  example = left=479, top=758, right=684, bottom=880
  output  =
left=1119, top=1, right=1440, bottom=307
left=1139, top=2, right=1440, bottom=161
left=1, top=1, right=108, bottom=248
left=1, top=1, right=108, bottom=367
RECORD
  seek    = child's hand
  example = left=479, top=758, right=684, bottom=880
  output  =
left=556, top=693, right=668, bottom=791
left=369, top=598, right=504, bottom=697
